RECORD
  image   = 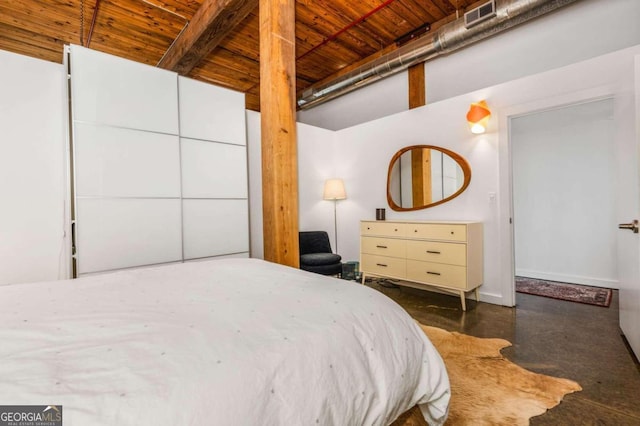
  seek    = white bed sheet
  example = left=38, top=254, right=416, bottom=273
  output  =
left=0, top=258, right=449, bottom=425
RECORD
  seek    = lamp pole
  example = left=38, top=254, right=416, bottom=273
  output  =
left=333, top=199, right=339, bottom=253
left=323, top=178, right=346, bottom=254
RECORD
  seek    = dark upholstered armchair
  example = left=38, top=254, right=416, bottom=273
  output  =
left=299, top=231, right=342, bottom=276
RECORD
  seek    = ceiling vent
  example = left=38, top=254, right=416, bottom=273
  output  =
left=464, top=0, right=496, bottom=28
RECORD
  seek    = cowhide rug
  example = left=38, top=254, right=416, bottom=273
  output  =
left=392, top=325, right=582, bottom=426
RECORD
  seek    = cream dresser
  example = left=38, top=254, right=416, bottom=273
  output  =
left=360, top=220, right=483, bottom=311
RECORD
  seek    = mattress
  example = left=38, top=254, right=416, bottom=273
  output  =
left=0, top=258, right=450, bottom=425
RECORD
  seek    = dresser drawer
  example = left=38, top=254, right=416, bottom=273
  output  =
left=406, top=260, right=467, bottom=289
left=361, top=237, right=406, bottom=258
left=407, top=223, right=467, bottom=242
left=406, top=240, right=466, bottom=266
left=361, top=221, right=406, bottom=237
left=361, top=254, right=406, bottom=278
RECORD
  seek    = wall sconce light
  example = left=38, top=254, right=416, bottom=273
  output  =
left=466, top=100, right=491, bottom=134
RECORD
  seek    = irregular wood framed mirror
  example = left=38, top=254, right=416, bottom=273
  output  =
left=387, top=145, right=471, bottom=211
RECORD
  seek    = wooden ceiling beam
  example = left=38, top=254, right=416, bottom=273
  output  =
left=157, top=0, right=258, bottom=75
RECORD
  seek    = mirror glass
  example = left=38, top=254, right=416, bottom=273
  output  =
left=387, top=145, right=471, bottom=211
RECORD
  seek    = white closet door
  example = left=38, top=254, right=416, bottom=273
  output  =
left=74, top=123, right=181, bottom=198
left=70, top=45, right=182, bottom=274
left=70, top=45, right=178, bottom=134
left=179, top=75, right=249, bottom=260
left=178, top=76, right=246, bottom=145
left=70, top=47, right=249, bottom=273
left=76, top=199, right=182, bottom=274
left=182, top=200, right=249, bottom=259
left=181, top=138, right=248, bottom=198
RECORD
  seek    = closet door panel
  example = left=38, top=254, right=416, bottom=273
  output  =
left=75, top=123, right=181, bottom=198
left=70, top=45, right=178, bottom=134
left=76, top=199, right=182, bottom=274
left=182, top=199, right=249, bottom=259
left=178, top=76, right=246, bottom=145
left=184, top=253, right=250, bottom=263
left=181, top=139, right=248, bottom=199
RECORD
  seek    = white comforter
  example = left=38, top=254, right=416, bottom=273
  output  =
left=0, top=258, right=449, bottom=425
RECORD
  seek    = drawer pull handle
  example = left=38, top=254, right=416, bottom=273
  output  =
left=376, top=245, right=388, bottom=249
left=427, top=271, right=441, bottom=276
left=426, top=250, right=441, bottom=254
left=376, top=263, right=388, bottom=267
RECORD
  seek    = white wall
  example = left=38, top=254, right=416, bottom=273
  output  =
left=246, top=111, right=337, bottom=259
left=279, top=45, right=640, bottom=306
left=297, top=71, right=408, bottom=131
left=298, top=0, right=640, bottom=130
left=333, top=100, right=502, bottom=302
left=0, top=50, right=68, bottom=285
left=511, top=98, right=618, bottom=288
left=247, top=46, right=640, bottom=304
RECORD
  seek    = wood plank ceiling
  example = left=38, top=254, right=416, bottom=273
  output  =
left=0, top=0, right=479, bottom=111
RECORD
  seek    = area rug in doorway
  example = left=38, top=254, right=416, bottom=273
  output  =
left=392, top=325, right=582, bottom=426
left=515, top=276, right=612, bottom=307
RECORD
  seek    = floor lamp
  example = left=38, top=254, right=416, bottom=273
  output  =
left=323, top=178, right=346, bottom=253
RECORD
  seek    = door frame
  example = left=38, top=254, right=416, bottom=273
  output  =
left=497, top=86, right=617, bottom=306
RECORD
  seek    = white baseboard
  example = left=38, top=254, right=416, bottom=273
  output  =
left=515, top=269, right=618, bottom=289
left=478, top=292, right=506, bottom=306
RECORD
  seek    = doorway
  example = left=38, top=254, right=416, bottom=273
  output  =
left=510, top=98, right=618, bottom=290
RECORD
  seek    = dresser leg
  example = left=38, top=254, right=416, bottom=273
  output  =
left=475, top=287, right=480, bottom=302
left=361, top=273, right=366, bottom=285
left=460, top=291, right=467, bottom=311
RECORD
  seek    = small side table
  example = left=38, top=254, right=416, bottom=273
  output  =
left=341, top=261, right=360, bottom=281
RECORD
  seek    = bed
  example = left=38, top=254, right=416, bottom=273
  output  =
left=0, top=258, right=450, bottom=425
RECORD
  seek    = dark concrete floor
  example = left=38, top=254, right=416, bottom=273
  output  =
left=364, top=279, right=640, bottom=425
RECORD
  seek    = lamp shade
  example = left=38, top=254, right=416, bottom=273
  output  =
left=323, top=178, right=346, bottom=200
left=466, top=100, right=491, bottom=134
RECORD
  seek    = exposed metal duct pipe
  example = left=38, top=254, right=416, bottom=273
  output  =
left=297, top=0, right=579, bottom=109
